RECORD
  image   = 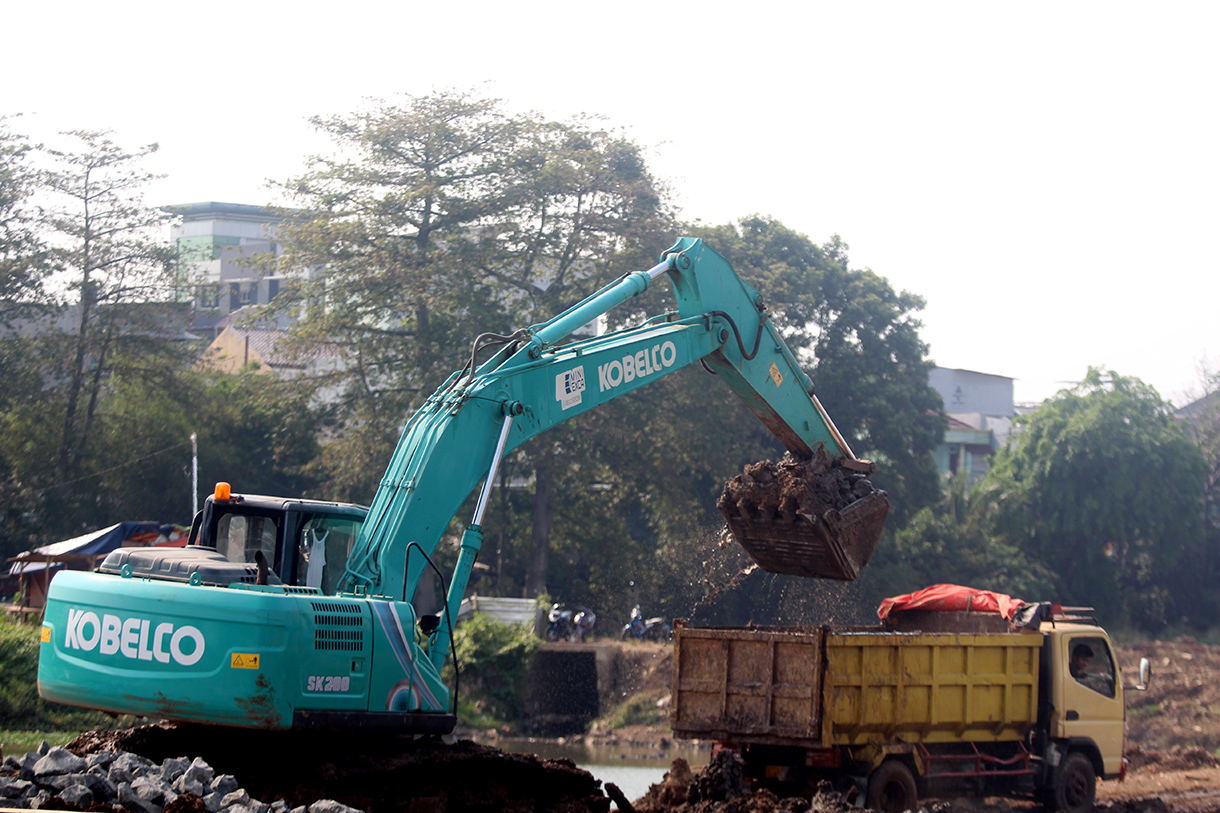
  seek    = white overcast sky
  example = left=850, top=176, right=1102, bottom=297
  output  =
left=4, top=1, right=1217, bottom=406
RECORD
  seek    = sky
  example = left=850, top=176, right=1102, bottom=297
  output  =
left=4, top=1, right=1217, bottom=406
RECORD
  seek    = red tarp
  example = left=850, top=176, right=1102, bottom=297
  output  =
left=878, top=583, right=1026, bottom=621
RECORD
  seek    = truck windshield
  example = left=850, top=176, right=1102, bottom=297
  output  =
left=296, top=514, right=362, bottom=594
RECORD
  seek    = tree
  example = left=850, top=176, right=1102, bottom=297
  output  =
left=276, top=91, right=675, bottom=599
left=38, top=131, right=179, bottom=494
left=0, top=130, right=186, bottom=547
left=0, top=116, right=49, bottom=323
left=983, top=368, right=1207, bottom=630
left=1174, top=365, right=1220, bottom=624
left=864, top=473, right=1057, bottom=603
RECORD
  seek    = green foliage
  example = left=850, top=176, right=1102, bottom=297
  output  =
left=599, top=690, right=668, bottom=729
left=983, top=368, right=1208, bottom=630
left=0, top=616, right=113, bottom=731
left=866, top=474, right=1057, bottom=602
left=448, top=614, right=540, bottom=725
left=0, top=116, right=50, bottom=321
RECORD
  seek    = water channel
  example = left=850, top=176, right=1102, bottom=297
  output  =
left=494, top=737, right=711, bottom=809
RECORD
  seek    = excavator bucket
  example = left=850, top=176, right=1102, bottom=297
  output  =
left=720, top=490, right=889, bottom=580
left=717, top=452, right=890, bottom=581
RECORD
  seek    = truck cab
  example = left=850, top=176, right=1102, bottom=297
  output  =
left=1041, top=622, right=1129, bottom=782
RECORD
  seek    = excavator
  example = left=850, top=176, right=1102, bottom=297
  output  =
left=37, top=238, right=889, bottom=733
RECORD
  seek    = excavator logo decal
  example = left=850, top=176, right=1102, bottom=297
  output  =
left=61, top=607, right=205, bottom=666
left=556, top=366, right=586, bottom=411
left=598, top=341, right=678, bottom=393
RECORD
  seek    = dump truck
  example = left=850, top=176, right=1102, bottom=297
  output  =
left=671, top=590, right=1151, bottom=813
left=38, top=237, right=889, bottom=733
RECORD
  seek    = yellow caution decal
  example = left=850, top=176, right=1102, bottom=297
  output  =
left=40, top=626, right=51, bottom=643
left=769, top=362, right=784, bottom=386
left=230, top=653, right=260, bottom=669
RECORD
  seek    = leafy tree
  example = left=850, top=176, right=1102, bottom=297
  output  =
left=983, top=368, right=1207, bottom=630
left=864, top=473, right=1057, bottom=603
left=0, top=116, right=50, bottom=323
left=37, top=131, right=179, bottom=501
left=0, top=130, right=187, bottom=550
left=275, top=90, right=675, bottom=599
left=1174, top=366, right=1220, bottom=624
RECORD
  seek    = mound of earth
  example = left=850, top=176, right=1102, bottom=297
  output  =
left=67, top=724, right=610, bottom=813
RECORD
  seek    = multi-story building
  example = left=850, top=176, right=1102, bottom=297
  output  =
left=928, top=367, right=1016, bottom=483
left=167, top=202, right=288, bottom=339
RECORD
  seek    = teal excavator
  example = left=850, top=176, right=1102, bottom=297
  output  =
left=37, top=238, right=889, bottom=732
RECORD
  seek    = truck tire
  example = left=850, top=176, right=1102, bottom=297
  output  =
left=866, top=760, right=918, bottom=813
left=1050, top=751, right=1096, bottom=813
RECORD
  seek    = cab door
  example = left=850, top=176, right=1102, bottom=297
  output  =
left=1051, top=631, right=1125, bottom=776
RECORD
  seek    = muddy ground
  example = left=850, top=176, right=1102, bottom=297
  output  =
left=46, top=638, right=1220, bottom=813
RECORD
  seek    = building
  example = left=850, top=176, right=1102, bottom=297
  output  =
left=928, top=367, right=1016, bottom=483
left=167, top=202, right=289, bottom=339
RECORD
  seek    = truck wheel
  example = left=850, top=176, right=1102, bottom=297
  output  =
left=1050, top=752, right=1096, bottom=813
left=866, top=760, right=918, bottom=813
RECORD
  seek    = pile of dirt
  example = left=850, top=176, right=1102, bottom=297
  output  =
left=630, top=751, right=826, bottom=813
left=1117, top=638, right=1220, bottom=755
left=66, top=724, right=610, bottom=813
left=718, top=451, right=875, bottom=520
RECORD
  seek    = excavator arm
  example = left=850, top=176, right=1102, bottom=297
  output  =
left=344, top=238, right=886, bottom=664
left=36, top=237, right=886, bottom=733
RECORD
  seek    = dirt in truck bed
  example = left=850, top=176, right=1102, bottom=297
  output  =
left=26, top=639, right=1220, bottom=813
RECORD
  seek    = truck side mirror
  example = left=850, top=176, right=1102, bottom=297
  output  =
left=1127, top=656, right=1152, bottom=691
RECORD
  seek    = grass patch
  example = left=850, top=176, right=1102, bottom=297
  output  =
left=0, top=729, right=79, bottom=759
left=0, top=615, right=117, bottom=740
left=599, top=689, right=668, bottom=729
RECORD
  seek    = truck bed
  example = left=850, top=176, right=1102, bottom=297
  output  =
left=671, top=621, right=1042, bottom=748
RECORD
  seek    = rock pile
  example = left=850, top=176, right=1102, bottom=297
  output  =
left=0, top=741, right=360, bottom=813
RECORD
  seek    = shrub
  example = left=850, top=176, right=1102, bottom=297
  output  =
left=447, top=614, right=539, bottom=726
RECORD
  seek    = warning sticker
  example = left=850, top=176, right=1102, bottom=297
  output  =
left=230, top=653, right=260, bottom=669
left=40, top=626, right=51, bottom=643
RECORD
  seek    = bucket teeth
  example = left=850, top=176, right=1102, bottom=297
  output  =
left=720, top=488, right=889, bottom=581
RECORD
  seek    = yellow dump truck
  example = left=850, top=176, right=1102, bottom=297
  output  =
left=671, top=611, right=1149, bottom=813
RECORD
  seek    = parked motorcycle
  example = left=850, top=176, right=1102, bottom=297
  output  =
left=545, top=603, right=596, bottom=642
left=620, top=605, right=672, bottom=642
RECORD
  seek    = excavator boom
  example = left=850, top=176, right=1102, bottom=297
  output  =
left=36, top=237, right=887, bottom=733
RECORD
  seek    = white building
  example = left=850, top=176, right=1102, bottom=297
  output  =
left=928, top=367, right=1016, bottom=483
left=167, top=202, right=288, bottom=337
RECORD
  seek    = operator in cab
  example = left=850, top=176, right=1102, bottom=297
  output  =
left=1070, top=643, right=1113, bottom=695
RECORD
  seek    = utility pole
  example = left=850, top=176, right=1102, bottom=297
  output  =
left=191, top=433, right=198, bottom=517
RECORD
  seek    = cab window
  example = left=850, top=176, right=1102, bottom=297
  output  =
left=296, top=515, right=362, bottom=594
left=1068, top=635, right=1116, bottom=697
left=217, top=512, right=278, bottom=568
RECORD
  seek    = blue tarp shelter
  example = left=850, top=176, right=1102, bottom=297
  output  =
left=6, top=522, right=171, bottom=611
